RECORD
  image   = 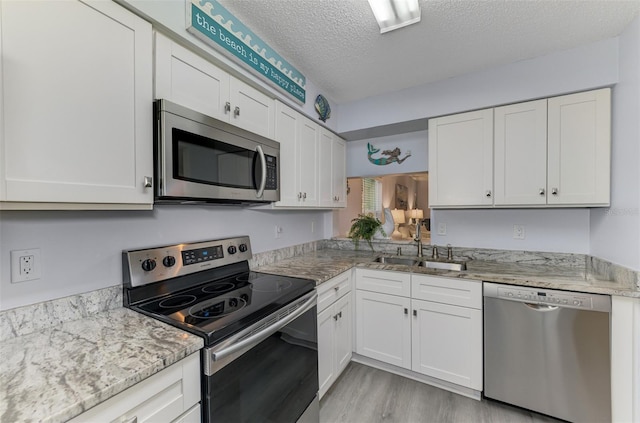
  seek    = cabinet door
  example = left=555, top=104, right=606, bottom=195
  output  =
left=356, top=269, right=411, bottom=297
left=229, top=77, right=275, bottom=139
left=297, top=117, right=319, bottom=206
left=494, top=99, right=548, bottom=206
left=318, top=129, right=334, bottom=207
left=154, top=32, right=230, bottom=121
left=274, top=101, right=300, bottom=206
left=428, top=109, right=494, bottom=207
left=1, top=0, right=153, bottom=206
left=334, top=293, right=353, bottom=374
left=547, top=88, right=611, bottom=206
left=332, top=137, right=347, bottom=207
left=356, top=290, right=411, bottom=369
left=317, top=305, right=336, bottom=399
left=411, top=299, right=482, bottom=390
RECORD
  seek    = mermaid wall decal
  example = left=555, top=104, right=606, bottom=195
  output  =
left=367, top=143, right=412, bottom=166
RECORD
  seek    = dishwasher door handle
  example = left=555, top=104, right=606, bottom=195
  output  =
left=523, top=302, right=558, bottom=311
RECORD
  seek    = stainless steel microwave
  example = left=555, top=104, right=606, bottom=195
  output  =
left=154, top=100, right=279, bottom=204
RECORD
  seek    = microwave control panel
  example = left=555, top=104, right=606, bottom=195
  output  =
left=265, top=155, right=277, bottom=190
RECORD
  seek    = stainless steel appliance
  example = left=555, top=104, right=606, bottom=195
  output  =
left=483, top=282, right=611, bottom=422
left=123, top=236, right=318, bottom=423
left=154, top=99, right=280, bottom=204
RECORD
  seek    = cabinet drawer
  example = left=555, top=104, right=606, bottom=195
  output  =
left=356, top=269, right=410, bottom=297
left=317, top=271, right=351, bottom=313
left=412, top=275, right=481, bottom=309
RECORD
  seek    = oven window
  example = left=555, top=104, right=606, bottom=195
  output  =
left=173, top=128, right=259, bottom=189
left=204, top=306, right=318, bottom=423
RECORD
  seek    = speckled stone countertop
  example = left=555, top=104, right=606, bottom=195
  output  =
left=0, top=308, right=203, bottom=423
left=256, top=248, right=640, bottom=298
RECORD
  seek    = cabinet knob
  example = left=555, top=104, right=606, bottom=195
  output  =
left=225, top=102, right=231, bottom=113
left=333, top=314, right=338, bottom=321
left=334, top=286, right=339, bottom=292
left=552, top=188, right=559, bottom=195
left=539, top=188, right=545, bottom=196
left=298, top=192, right=302, bottom=200
left=234, top=106, right=240, bottom=117
left=143, top=176, right=153, bottom=188
left=485, top=190, right=492, bottom=198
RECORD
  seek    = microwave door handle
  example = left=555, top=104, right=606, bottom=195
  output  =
left=255, top=145, right=267, bottom=198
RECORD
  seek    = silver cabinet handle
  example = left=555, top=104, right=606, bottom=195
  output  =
left=338, top=311, right=342, bottom=319
left=255, top=145, right=267, bottom=198
left=551, top=188, right=558, bottom=195
left=539, top=188, right=545, bottom=196
left=485, top=190, right=492, bottom=198
left=234, top=106, right=240, bottom=117
left=404, top=308, right=408, bottom=315
left=413, top=309, right=417, bottom=317
left=298, top=192, right=302, bottom=200
left=334, top=286, right=339, bottom=292
left=303, top=192, right=307, bottom=199
left=333, top=314, right=339, bottom=321
left=143, top=176, right=152, bottom=188
left=225, top=102, right=231, bottom=113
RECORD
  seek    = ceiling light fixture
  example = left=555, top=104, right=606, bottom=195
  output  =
left=367, top=0, right=421, bottom=34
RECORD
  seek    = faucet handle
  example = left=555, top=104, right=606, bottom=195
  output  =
left=432, top=245, right=439, bottom=259
left=447, top=244, right=453, bottom=260
left=397, top=247, right=402, bottom=256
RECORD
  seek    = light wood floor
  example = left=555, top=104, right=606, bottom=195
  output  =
left=320, top=362, right=561, bottom=423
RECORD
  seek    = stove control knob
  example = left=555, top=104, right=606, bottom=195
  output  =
left=141, top=259, right=156, bottom=272
left=239, top=243, right=248, bottom=253
left=228, top=245, right=237, bottom=255
left=229, top=298, right=238, bottom=307
left=163, top=256, right=176, bottom=267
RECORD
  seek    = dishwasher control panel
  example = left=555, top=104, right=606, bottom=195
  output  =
left=483, top=282, right=611, bottom=312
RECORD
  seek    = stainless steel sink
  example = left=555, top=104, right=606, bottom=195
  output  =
left=373, top=256, right=467, bottom=271
left=418, top=260, right=467, bottom=271
left=373, top=256, right=419, bottom=266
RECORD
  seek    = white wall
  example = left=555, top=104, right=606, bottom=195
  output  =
left=590, top=16, right=640, bottom=271
left=347, top=131, right=428, bottom=177
left=337, top=37, right=618, bottom=133
left=430, top=208, right=590, bottom=253
left=0, top=207, right=329, bottom=310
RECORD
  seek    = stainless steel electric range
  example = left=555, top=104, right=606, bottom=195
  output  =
left=123, top=236, right=319, bottom=423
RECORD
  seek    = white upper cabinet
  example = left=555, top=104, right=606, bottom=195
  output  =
left=494, top=99, right=548, bottom=206
left=318, top=128, right=347, bottom=208
left=0, top=0, right=153, bottom=209
left=430, top=88, right=611, bottom=208
left=547, top=88, right=611, bottom=206
left=428, top=109, right=494, bottom=207
left=154, top=33, right=275, bottom=140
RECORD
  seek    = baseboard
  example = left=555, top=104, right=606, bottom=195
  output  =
left=350, top=354, right=482, bottom=401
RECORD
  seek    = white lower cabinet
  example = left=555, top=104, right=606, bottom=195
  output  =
left=317, top=271, right=352, bottom=399
left=69, top=352, right=201, bottom=423
left=355, top=269, right=483, bottom=393
left=411, top=298, right=482, bottom=390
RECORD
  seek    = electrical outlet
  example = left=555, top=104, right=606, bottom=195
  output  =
left=311, top=220, right=315, bottom=233
left=513, top=224, right=526, bottom=239
left=437, top=223, right=447, bottom=236
left=274, top=225, right=283, bottom=239
left=11, top=248, right=42, bottom=283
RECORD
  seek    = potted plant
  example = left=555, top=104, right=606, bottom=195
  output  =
left=348, top=213, right=385, bottom=251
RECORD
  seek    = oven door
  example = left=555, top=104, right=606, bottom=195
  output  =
left=202, top=291, right=319, bottom=423
left=156, top=100, right=279, bottom=203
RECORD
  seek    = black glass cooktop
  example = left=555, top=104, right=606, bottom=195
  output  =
left=133, top=271, right=314, bottom=345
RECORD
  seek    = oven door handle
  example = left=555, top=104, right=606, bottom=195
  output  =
left=212, top=291, right=317, bottom=362
left=255, top=145, right=267, bottom=198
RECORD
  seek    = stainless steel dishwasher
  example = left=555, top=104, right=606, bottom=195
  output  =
left=483, top=282, right=611, bottom=422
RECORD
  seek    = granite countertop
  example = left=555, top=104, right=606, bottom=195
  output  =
left=256, top=248, right=640, bottom=298
left=0, top=308, right=204, bottom=423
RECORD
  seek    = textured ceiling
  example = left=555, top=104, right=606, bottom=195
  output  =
left=218, top=0, right=640, bottom=104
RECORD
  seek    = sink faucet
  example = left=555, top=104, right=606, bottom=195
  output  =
left=414, top=219, right=424, bottom=258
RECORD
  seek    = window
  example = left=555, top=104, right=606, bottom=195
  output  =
left=362, top=178, right=382, bottom=216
